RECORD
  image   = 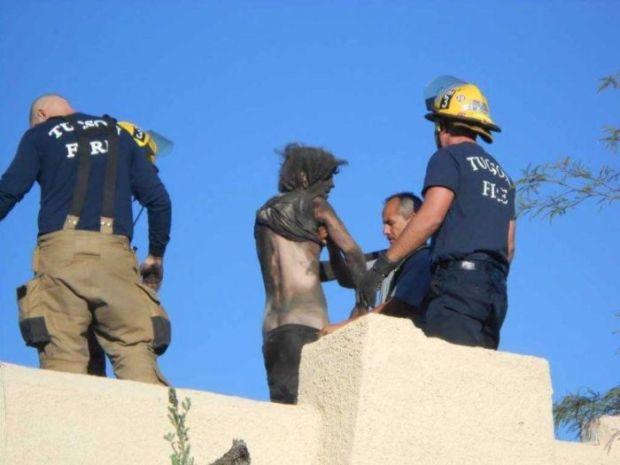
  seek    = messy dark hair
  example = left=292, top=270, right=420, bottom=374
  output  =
left=278, top=143, right=347, bottom=192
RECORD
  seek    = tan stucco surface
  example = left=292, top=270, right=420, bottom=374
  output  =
left=554, top=441, right=619, bottom=465
left=0, top=363, right=319, bottom=465
left=300, top=314, right=556, bottom=465
left=586, top=415, right=620, bottom=450
left=1, top=314, right=617, bottom=465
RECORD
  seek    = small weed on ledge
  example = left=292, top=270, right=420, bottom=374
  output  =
left=164, top=388, right=251, bottom=465
left=165, top=388, right=196, bottom=465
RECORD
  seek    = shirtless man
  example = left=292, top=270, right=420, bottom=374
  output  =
left=255, top=143, right=369, bottom=404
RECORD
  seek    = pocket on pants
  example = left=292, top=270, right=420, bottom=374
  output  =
left=439, top=269, right=494, bottom=322
left=17, top=278, right=51, bottom=348
left=136, top=283, right=172, bottom=355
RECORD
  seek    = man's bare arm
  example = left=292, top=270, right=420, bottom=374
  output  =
left=313, top=197, right=367, bottom=286
left=320, top=297, right=414, bottom=337
left=313, top=197, right=375, bottom=313
left=319, top=239, right=355, bottom=289
left=317, top=220, right=355, bottom=286
left=507, top=219, right=516, bottom=264
left=320, top=249, right=385, bottom=284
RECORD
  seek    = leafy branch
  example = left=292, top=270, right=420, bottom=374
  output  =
left=517, top=157, right=620, bottom=219
left=598, top=72, right=620, bottom=153
left=605, top=430, right=620, bottom=454
left=519, top=73, right=620, bottom=447
left=602, top=126, right=620, bottom=153
left=165, top=388, right=196, bottom=465
left=553, top=387, right=620, bottom=440
left=517, top=72, right=619, bottom=219
left=597, top=73, right=620, bottom=92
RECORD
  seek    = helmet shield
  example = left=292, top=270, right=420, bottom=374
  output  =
left=424, top=75, right=466, bottom=111
left=149, top=130, right=174, bottom=159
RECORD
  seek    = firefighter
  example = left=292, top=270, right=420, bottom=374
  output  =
left=360, top=79, right=516, bottom=349
left=1, top=94, right=172, bottom=383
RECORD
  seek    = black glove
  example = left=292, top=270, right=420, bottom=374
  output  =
left=358, top=253, right=398, bottom=309
left=141, top=260, right=164, bottom=292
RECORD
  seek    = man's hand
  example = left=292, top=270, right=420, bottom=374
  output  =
left=358, top=253, right=397, bottom=308
left=140, top=255, right=164, bottom=292
left=358, top=271, right=380, bottom=308
left=321, top=305, right=381, bottom=337
left=317, top=225, right=328, bottom=245
left=319, top=321, right=349, bottom=337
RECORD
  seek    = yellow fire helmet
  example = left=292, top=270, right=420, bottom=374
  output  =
left=118, top=121, right=174, bottom=163
left=425, top=83, right=501, bottom=143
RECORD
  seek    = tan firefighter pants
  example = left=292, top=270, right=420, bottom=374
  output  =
left=16, top=229, right=170, bottom=385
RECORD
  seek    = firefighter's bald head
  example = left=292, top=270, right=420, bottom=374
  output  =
left=29, top=94, right=75, bottom=127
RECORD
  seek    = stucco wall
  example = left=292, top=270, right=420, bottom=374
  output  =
left=586, top=415, right=620, bottom=449
left=300, top=314, right=556, bottom=465
left=1, top=314, right=617, bottom=465
left=0, top=363, right=320, bottom=465
left=554, top=441, right=618, bottom=465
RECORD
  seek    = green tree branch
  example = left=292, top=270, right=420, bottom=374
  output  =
left=516, top=72, right=619, bottom=220
left=517, top=74, right=619, bottom=441
left=553, top=387, right=620, bottom=440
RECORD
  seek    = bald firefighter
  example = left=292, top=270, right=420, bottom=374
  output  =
left=0, top=94, right=172, bottom=383
left=360, top=79, right=516, bottom=349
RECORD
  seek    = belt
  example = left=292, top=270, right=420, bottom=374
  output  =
left=434, top=259, right=506, bottom=273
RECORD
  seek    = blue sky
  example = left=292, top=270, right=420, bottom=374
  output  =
left=1, top=1, right=618, bottom=439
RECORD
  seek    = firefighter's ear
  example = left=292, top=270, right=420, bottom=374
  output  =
left=31, top=108, right=47, bottom=127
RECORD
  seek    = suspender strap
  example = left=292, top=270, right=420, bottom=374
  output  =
left=100, top=116, right=119, bottom=234
left=64, top=115, right=92, bottom=229
left=62, top=115, right=119, bottom=233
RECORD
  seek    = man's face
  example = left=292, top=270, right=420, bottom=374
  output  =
left=382, top=198, right=412, bottom=244
left=316, top=176, right=335, bottom=198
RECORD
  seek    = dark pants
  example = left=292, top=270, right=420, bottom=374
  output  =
left=262, top=324, right=319, bottom=404
left=425, top=261, right=507, bottom=349
left=382, top=304, right=427, bottom=331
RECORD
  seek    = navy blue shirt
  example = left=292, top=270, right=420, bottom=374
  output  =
left=422, top=142, right=515, bottom=265
left=392, top=246, right=432, bottom=308
left=0, top=113, right=171, bottom=256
